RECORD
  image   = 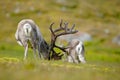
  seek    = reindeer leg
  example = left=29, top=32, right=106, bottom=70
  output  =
left=78, top=54, right=86, bottom=63
left=24, top=44, right=28, bottom=60
left=38, top=42, right=41, bottom=59
left=67, top=55, right=73, bottom=63
left=66, top=48, right=78, bottom=63
left=33, top=47, right=37, bottom=60
left=77, top=46, right=86, bottom=63
left=70, top=55, right=79, bottom=64
left=32, top=41, right=38, bottom=60
left=71, top=49, right=79, bottom=64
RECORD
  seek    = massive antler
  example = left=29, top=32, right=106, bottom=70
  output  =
left=49, top=20, right=78, bottom=60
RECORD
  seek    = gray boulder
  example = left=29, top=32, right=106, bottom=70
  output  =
left=112, top=34, right=120, bottom=45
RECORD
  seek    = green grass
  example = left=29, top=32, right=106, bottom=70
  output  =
left=0, top=0, right=120, bottom=80
left=0, top=42, right=120, bottom=80
left=0, top=58, right=119, bottom=80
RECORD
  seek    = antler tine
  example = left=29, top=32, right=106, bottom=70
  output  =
left=49, top=22, right=54, bottom=30
left=49, top=22, right=55, bottom=36
left=54, top=20, right=66, bottom=33
left=71, top=24, right=75, bottom=31
left=64, top=22, right=68, bottom=32
left=69, top=24, right=77, bottom=33
left=60, top=19, right=63, bottom=28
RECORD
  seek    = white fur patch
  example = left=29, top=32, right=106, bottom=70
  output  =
left=23, top=23, right=32, bottom=36
left=76, top=41, right=83, bottom=54
left=76, top=41, right=86, bottom=63
left=17, top=41, right=23, bottom=46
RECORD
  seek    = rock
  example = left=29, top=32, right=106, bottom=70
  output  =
left=57, top=31, right=92, bottom=46
left=14, top=7, right=20, bottom=14
left=112, top=34, right=120, bottom=45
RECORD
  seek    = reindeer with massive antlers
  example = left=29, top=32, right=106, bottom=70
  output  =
left=48, top=20, right=78, bottom=60
left=15, top=19, right=86, bottom=63
left=49, top=20, right=86, bottom=63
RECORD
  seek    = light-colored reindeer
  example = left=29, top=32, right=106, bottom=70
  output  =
left=15, top=19, right=85, bottom=63
left=15, top=19, right=49, bottom=60
left=66, top=39, right=86, bottom=63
